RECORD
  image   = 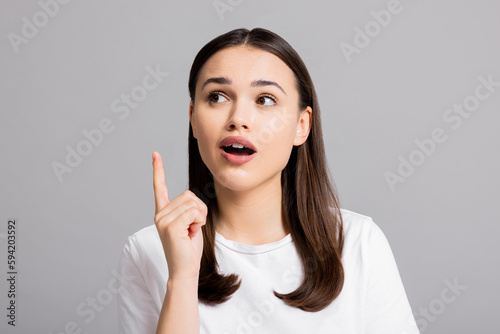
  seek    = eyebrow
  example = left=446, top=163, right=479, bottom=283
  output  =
left=200, top=76, right=287, bottom=95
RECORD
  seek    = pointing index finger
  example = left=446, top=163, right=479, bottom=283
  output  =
left=152, top=151, right=169, bottom=214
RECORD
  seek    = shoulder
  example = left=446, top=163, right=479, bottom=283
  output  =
left=337, top=208, right=392, bottom=260
left=339, top=208, right=382, bottom=239
left=123, top=224, right=161, bottom=254
left=119, top=224, right=165, bottom=275
left=117, top=225, right=167, bottom=331
left=128, top=224, right=161, bottom=244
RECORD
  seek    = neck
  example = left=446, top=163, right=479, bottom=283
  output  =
left=213, top=172, right=290, bottom=246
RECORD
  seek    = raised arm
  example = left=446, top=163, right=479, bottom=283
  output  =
left=152, top=151, right=208, bottom=334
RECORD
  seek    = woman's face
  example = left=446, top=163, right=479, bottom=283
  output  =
left=189, top=45, right=312, bottom=192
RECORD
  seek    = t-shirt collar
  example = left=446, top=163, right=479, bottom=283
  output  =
left=215, top=231, right=292, bottom=254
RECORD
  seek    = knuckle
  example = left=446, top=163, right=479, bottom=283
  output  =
left=183, top=206, right=199, bottom=222
left=185, top=190, right=196, bottom=201
left=184, top=190, right=207, bottom=213
left=184, top=200, right=198, bottom=212
left=187, top=205, right=200, bottom=216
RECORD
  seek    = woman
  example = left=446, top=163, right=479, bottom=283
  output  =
left=117, top=27, right=420, bottom=334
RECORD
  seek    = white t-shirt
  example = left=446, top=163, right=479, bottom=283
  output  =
left=117, top=209, right=420, bottom=334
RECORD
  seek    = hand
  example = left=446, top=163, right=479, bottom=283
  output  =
left=152, top=151, right=208, bottom=282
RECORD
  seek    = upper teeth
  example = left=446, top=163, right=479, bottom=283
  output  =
left=226, top=143, right=246, bottom=149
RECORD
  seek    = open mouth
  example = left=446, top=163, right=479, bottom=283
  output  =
left=222, top=146, right=255, bottom=156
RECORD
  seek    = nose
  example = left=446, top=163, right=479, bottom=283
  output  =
left=226, top=99, right=253, bottom=131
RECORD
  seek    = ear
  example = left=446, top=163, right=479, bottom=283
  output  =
left=189, top=100, right=197, bottom=139
left=294, top=106, right=312, bottom=146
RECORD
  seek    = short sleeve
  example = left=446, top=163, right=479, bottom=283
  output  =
left=362, top=219, right=420, bottom=334
left=117, top=237, right=160, bottom=334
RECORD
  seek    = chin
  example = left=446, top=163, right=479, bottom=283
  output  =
left=212, top=170, right=256, bottom=192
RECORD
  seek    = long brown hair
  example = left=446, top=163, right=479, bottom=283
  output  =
left=188, top=27, right=344, bottom=312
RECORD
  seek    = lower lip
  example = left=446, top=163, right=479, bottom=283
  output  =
left=219, top=148, right=256, bottom=164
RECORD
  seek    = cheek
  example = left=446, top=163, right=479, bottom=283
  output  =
left=256, top=112, right=297, bottom=147
left=256, top=117, right=296, bottom=165
left=193, top=110, right=225, bottom=164
left=194, top=109, right=217, bottom=138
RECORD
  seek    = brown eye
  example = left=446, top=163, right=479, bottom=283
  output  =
left=257, top=95, right=276, bottom=106
left=208, top=92, right=228, bottom=104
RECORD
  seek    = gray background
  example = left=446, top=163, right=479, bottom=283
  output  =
left=1, top=0, right=498, bottom=333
